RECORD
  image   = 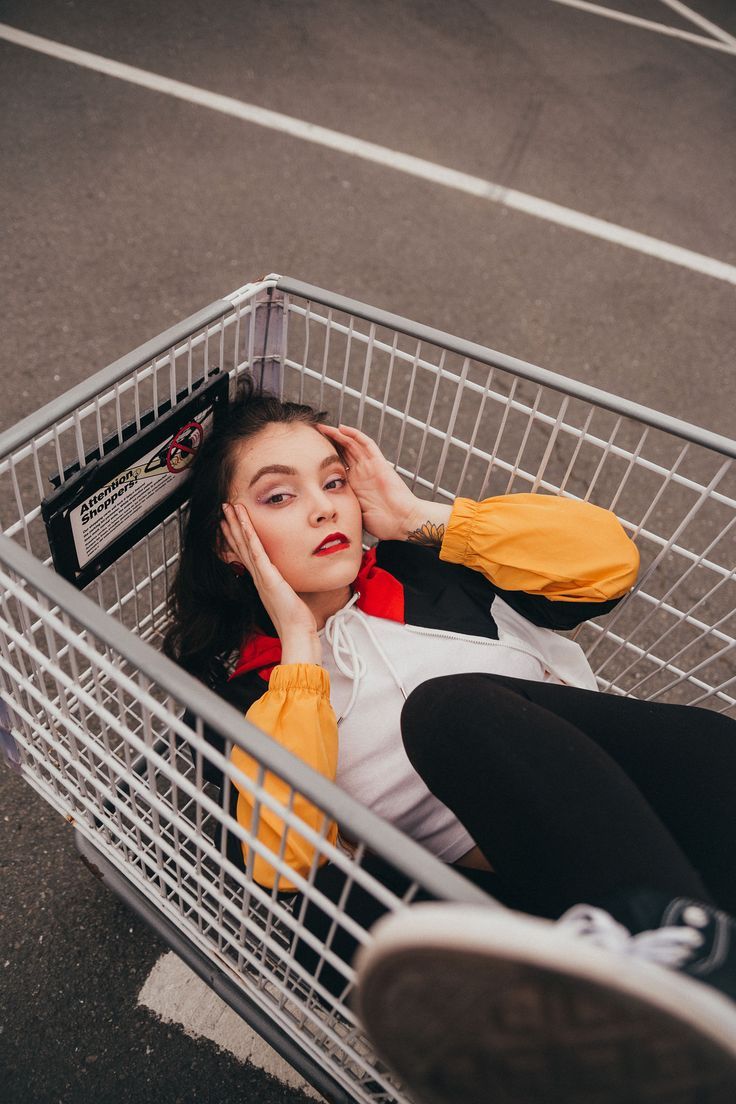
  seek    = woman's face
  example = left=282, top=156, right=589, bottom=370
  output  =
left=227, top=422, right=364, bottom=594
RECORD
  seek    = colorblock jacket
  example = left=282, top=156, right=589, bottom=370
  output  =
left=219, top=494, right=639, bottom=890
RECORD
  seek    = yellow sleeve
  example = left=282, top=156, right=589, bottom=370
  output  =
left=230, top=663, right=338, bottom=892
left=439, top=494, right=639, bottom=603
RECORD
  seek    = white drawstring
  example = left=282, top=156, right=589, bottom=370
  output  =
left=558, top=904, right=705, bottom=968
left=324, top=592, right=408, bottom=722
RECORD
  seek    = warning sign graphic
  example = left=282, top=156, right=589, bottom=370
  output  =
left=166, top=422, right=204, bottom=473
left=70, top=413, right=209, bottom=570
left=42, top=374, right=228, bottom=587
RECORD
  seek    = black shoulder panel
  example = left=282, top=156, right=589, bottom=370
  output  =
left=374, top=540, right=500, bottom=639
left=374, top=540, right=622, bottom=633
left=489, top=584, right=622, bottom=630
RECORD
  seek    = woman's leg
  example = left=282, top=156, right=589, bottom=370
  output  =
left=401, top=673, right=722, bottom=919
left=473, top=675, right=736, bottom=913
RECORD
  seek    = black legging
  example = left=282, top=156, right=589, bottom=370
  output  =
left=402, top=674, right=736, bottom=919
left=296, top=675, right=736, bottom=998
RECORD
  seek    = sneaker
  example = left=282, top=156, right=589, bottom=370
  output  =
left=355, top=902, right=736, bottom=1104
left=558, top=893, right=736, bottom=1001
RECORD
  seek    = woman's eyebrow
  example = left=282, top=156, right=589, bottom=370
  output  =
left=248, top=453, right=344, bottom=488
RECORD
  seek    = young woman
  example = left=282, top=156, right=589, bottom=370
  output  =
left=165, top=393, right=736, bottom=1097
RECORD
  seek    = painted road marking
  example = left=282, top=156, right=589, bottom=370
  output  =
left=138, top=951, right=324, bottom=1100
left=545, top=0, right=736, bottom=53
left=1, top=21, right=735, bottom=286
left=657, top=0, right=736, bottom=48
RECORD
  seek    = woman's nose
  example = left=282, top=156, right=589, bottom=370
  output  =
left=309, top=488, right=337, bottom=524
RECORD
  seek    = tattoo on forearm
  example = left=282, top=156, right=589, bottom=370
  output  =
left=406, top=521, right=445, bottom=548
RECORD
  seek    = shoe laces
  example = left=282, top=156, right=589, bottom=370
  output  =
left=558, top=904, right=705, bottom=969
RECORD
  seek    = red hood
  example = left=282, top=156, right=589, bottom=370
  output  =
left=229, top=546, right=405, bottom=682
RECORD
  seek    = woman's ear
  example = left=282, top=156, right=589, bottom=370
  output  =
left=215, top=522, right=236, bottom=565
left=216, top=516, right=251, bottom=580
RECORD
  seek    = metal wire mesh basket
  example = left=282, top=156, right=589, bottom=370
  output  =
left=1, top=274, right=734, bottom=1103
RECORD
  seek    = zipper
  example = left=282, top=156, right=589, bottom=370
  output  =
left=405, top=623, right=545, bottom=657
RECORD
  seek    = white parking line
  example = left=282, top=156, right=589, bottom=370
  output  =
left=545, top=0, right=736, bottom=52
left=138, top=951, right=324, bottom=1100
left=657, top=0, right=736, bottom=47
left=1, top=21, right=735, bottom=286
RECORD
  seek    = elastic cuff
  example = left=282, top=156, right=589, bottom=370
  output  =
left=439, top=497, right=480, bottom=565
left=268, top=663, right=331, bottom=696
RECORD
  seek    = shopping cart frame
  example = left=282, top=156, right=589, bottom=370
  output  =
left=1, top=530, right=490, bottom=1103
left=1, top=274, right=734, bottom=1102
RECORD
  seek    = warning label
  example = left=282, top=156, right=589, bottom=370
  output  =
left=69, top=408, right=212, bottom=569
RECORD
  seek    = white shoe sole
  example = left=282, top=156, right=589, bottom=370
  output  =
left=355, top=904, right=736, bottom=1104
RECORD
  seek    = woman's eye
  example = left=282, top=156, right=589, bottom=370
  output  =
left=262, top=477, right=344, bottom=505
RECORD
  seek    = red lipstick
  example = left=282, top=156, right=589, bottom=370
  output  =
left=313, top=532, right=350, bottom=556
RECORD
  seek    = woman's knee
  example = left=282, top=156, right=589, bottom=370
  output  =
left=403, top=674, right=472, bottom=741
left=401, top=672, right=518, bottom=770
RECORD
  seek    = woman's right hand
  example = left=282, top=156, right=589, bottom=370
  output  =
left=221, top=502, right=322, bottom=665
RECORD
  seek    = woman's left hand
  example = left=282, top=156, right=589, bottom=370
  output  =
left=318, top=423, right=420, bottom=541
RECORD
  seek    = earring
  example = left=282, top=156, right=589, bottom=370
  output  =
left=229, top=561, right=247, bottom=577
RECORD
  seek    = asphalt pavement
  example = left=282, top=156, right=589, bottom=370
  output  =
left=1, top=2, right=734, bottom=1102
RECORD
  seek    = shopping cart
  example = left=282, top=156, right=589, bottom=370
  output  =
left=1, top=274, right=734, bottom=1103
